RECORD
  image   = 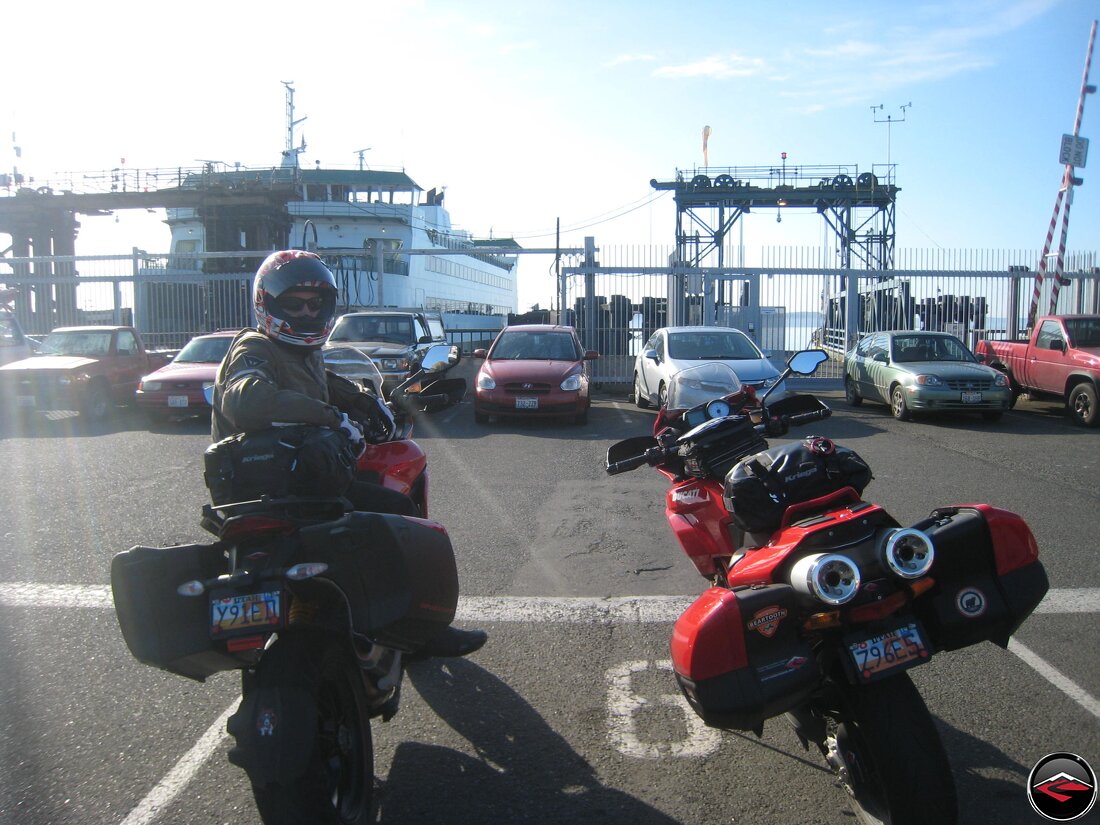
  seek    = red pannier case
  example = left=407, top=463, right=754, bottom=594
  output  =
left=671, top=583, right=819, bottom=731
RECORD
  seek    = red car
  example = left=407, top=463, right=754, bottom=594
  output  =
left=473, top=324, right=599, bottom=425
left=136, top=331, right=237, bottom=422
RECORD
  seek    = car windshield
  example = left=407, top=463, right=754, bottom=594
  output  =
left=665, top=363, right=743, bottom=411
left=667, top=330, right=760, bottom=360
left=174, top=336, right=232, bottom=364
left=329, top=315, right=415, bottom=345
left=891, top=334, right=975, bottom=363
left=490, top=331, right=579, bottom=361
left=40, top=330, right=112, bottom=356
left=1065, top=318, right=1100, bottom=348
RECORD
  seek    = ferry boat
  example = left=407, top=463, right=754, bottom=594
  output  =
left=158, top=85, right=519, bottom=324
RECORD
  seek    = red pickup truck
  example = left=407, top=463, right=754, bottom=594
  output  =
left=0, top=325, right=172, bottom=421
left=975, top=314, right=1100, bottom=427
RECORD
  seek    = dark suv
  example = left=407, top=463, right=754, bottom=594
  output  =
left=326, top=309, right=447, bottom=397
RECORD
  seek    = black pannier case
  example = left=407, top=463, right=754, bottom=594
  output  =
left=723, top=437, right=872, bottom=533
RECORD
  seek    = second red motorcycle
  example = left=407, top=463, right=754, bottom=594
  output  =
left=607, top=350, right=1049, bottom=825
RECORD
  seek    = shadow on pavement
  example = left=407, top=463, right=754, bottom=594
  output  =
left=381, top=657, right=681, bottom=824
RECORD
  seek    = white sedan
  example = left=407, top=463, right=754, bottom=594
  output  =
left=633, top=326, right=784, bottom=409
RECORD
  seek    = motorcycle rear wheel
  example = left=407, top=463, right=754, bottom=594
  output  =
left=248, top=632, right=375, bottom=825
left=824, top=673, right=957, bottom=825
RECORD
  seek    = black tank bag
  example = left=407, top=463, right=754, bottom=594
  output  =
left=203, top=426, right=356, bottom=506
left=723, top=436, right=872, bottom=533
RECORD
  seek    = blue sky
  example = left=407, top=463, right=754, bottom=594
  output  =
left=2, top=0, right=1097, bottom=310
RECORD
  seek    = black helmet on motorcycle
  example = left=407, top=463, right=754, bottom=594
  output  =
left=253, top=250, right=338, bottom=347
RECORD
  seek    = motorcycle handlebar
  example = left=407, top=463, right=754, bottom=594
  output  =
left=606, top=446, right=666, bottom=475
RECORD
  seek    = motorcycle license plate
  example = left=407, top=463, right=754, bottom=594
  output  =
left=210, top=589, right=282, bottom=637
left=515, top=397, right=538, bottom=409
left=846, top=622, right=929, bottom=683
left=960, top=391, right=982, bottom=403
left=168, top=395, right=189, bottom=408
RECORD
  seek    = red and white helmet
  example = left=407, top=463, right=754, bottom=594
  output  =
left=253, top=250, right=338, bottom=347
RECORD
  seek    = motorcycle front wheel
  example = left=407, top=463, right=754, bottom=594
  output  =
left=248, top=631, right=375, bottom=825
left=823, top=672, right=957, bottom=825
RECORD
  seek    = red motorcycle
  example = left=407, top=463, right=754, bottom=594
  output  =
left=607, top=350, right=1049, bottom=825
left=112, top=344, right=466, bottom=825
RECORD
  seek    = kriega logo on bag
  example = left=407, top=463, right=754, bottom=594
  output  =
left=1027, top=752, right=1097, bottom=821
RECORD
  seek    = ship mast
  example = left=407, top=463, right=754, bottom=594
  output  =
left=280, top=81, right=308, bottom=169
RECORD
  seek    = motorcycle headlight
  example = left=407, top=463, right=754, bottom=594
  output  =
left=560, top=373, right=582, bottom=392
left=882, top=528, right=935, bottom=579
left=790, top=553, right=861, bottom=605
left=477, top=372, right=496, bottom=390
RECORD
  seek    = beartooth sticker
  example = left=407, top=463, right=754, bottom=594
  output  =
left=955, top=587, right=987, bottom=619
left=1027, top=752, right=1097, bottom=821
left=748, top=605, right=788, bottom=638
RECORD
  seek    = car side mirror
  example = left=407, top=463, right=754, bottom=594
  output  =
left=1049, top=338, right=1066, bottom=352
left=873, top=352, right=888, bottom=363
left=418, top=335, right=434, bottom=345
left=473, top=348, right=488, bottom=359
left=584, top=350, right=600, bottom=360
left=644, top=348, right=658, bottom=362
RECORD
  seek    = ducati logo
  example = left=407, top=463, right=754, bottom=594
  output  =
left=748, top=605, right=788, bottom=638
left=1027, top=752, right=1097, bottom=821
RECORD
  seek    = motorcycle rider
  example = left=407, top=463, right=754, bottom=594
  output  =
left=212, top=249, right=487, bottom=658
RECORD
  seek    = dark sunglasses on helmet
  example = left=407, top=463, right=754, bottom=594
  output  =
left=278, top=295, right=327, bottom=312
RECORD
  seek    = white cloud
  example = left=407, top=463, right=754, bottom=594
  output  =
left=653, top=54, right=766, bottom=80
left=604, top=53, right=657, bottom=68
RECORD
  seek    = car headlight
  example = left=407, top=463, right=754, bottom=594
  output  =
left=560, top=374, right=583, bottom=392
left=882, top=528, right=935, bottom=580
left=789, top=553, right=861, bottom=605
left=993, top=372, right=1009, bottom=387
left=141, top=381, right=162, bottom=392
left=477, top=372, right=496, bottom=390
left=58, top=376, right=72, bottom=386
left=914, top=374, right=943, bottom=386
left=379, top=358, right=400, bottom=371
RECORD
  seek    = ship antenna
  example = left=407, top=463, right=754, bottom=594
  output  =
left=281, top=81, right=308, bottom=168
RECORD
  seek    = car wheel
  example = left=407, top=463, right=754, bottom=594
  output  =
left=844, top=376, right=863, bottom=407
left=1068, top=382, right=1099, bottom=427
left=890, top=384, right=911, bottom=421
left=633, top=373, right=651, bottom=409
left=658, top=382, right=668, bottom=410
left=82, top=381, right=111, bottom=421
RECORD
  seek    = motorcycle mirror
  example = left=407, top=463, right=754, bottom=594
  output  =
left=788, top=349, right=828, bottom=376
left=420, top=344, right=460, bottom=373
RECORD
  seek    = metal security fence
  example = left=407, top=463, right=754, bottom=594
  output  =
left=562, top=243, right=1100, bottom=385
left=3, top=244, right=1098, bottom=377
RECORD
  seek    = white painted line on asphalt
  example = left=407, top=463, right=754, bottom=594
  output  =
left=1007, top=638, right=1100, bottom=720
left=1033, top=587, right=1100, bottom=613
left=118, top=699, right=238, bottom=825
left=2, top=583, right=1098, bottom=618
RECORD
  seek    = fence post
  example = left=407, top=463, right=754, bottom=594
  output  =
left=583, top=236, right=597, bottom=351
